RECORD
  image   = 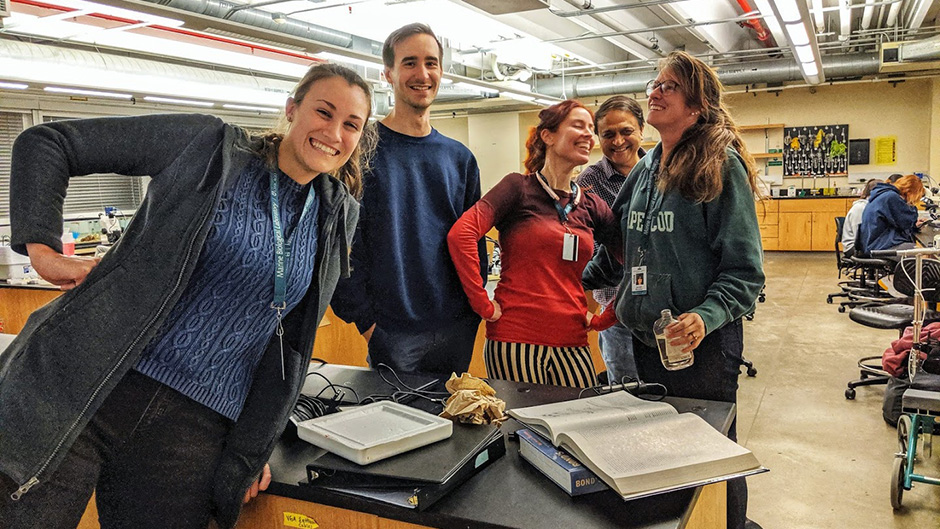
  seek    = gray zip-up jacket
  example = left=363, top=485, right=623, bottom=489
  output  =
left=0, top=113, right=358, bottom=528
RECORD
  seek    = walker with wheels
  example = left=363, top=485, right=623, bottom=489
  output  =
left=872, top=247, right=940, bottom=509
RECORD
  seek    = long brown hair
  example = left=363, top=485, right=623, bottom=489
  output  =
left=252, top=63, right=377, bottom=199
left=656, top=51, right=760, bottom=203
left=523, top=99, right=593, bottom=174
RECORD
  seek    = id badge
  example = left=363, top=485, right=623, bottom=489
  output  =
left=562, top=232, right=579, bottom=262
left=631, top=266, right=647, bottom=295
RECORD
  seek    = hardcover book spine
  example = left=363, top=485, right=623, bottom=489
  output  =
left=517, top=429, right=608, bottom=496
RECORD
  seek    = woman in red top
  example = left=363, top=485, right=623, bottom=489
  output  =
left=447, top=100, right=621, bottom=387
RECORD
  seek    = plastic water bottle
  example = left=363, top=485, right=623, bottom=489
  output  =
left=61, top=230, right=75, bottom=256
left=652, top=309, right=694, bottom=371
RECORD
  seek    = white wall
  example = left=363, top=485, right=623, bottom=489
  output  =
left=468, top=112, right=521, bottom=192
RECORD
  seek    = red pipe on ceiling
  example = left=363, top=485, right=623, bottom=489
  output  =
left=11, top=0, right=325, bottom=63
left=734, top=0, right=777, bottom=48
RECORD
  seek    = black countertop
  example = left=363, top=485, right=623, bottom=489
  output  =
left=265, top=367, right=736, bottom=529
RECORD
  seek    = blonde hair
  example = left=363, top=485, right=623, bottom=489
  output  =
left=656, top=51, right=761, bottom=203
left=252, top=63, right=377, bottom=199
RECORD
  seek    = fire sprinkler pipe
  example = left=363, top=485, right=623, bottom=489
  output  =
left=11, top=0, right=326, bottom=63
left=734, top=0, right=777, bottom=48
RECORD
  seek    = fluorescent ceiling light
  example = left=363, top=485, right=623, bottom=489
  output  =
left=534, top=99, right=557, bottom=107
left=5, top=14, right=310, bottom=80
left=0, top=82, right=29, bottom=90
left=144, top=96, right=214, bottom=107
left=794, top=45, right=815, bottom=63
left=785, top=23, right=810, bottom=46
left=454, top=82, right=499, bottom=95
left=771, top=0, right=802, bottom=23
left=223, top=104, right=281, bottom=113
left=801, top=61, right=819, bottom=77
left=44, top=86, right=133, bottom=99
left=501, top=92, right=536, bottom=103
left=36, top=0, right=184, bottom=27
left=317, top=52, right=383, bottom=70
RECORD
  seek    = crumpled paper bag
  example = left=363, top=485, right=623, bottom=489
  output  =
left=439, top=372, right=506, bottom=425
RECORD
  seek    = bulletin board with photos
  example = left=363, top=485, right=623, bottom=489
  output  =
left=783, top=124, right=849, bottom=177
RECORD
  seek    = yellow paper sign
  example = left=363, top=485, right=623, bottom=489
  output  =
left=283, top=512, right=319, bottom=529
left=875, top=136, right=897, bottom=165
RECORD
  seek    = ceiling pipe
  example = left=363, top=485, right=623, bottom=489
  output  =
left=532, top=52, right=880, bottom=98
left=839, top=0, right=852, bottom=42
left=811, top=0, right=825, bottom=33
left=734, top=0, right=778, bottom=48
left=549, top=0, right=688, bottom=17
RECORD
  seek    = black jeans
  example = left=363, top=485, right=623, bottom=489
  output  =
left=0, top=370, right=232, bottom=529
left=633, top=319, right=748, bottom=529
left=368, top=314, right=480, bottom=376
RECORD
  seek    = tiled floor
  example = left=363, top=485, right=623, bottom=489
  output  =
left=740, top=252, right=940, bottom=528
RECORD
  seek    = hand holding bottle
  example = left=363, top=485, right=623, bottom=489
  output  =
left=665, top=312, right=706, bottom=353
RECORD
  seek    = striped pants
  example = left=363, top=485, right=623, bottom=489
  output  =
left=484, top=339, right=598, bottom=388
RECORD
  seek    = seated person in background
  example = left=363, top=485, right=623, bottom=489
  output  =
left=858, top=174, right=925, bottom=256
left=842, top=178, right=881, bottom=258
left=447, top=100, right=622, bottom=388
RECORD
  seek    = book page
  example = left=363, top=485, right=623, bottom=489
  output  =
left=507, top=391, right=676, bottom=443
left=559, top=413, right=760, bottom=497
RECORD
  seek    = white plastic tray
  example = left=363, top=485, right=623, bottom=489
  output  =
left=297, top=401, right=453, bottom=465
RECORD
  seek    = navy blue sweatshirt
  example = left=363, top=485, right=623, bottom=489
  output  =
left=332, top=123, right=484, bottom=333
left=858, top=182, right=917, bottom=255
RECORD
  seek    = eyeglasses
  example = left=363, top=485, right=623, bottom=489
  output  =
left=646, top=79, right=680, bottom=97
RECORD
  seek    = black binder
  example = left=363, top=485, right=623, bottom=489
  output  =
left=305, top=423, right=505, bottom=510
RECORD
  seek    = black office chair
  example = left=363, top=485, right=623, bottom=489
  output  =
left=828, top=217, right=859, bottom=306
left=835, top=233, right=897, bottom=313
left=846, top=258, right=940, bottom=399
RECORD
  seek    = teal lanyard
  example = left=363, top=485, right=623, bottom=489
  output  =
left=536, top=172, right=580, bottom=225
left=269, top=170, right=316, bottom=379
left=269, top=171, right=317, bottom=311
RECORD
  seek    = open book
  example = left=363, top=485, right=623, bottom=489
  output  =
left=508, top=391, right=764, bottom=500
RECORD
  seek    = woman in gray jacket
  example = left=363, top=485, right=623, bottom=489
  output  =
left=0, top=63, right=376, bottom=529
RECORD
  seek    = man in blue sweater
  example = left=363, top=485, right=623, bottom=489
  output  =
left=332, top=23, right=484, bottom=375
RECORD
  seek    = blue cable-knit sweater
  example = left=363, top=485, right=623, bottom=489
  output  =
left=135, top=159, right=319, bottom=420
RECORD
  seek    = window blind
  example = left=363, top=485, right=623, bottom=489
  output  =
left=0, top=111, right=27, bottom=220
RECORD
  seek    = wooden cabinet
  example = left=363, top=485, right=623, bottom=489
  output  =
left=756, top=199, right=779, bottom=251
left=762, top=198, right=853, bottom=251
left=778, top=211, right=813, bottom=251
left=0, top=287, right=62, bottom=334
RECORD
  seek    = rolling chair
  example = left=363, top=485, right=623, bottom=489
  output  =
left=835, top=233, right=897, bottom=313
left=846, top=257, right=940, bottom=399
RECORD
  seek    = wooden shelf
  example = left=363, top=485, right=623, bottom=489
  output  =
left=753, top=152, right=783, bottom=159
left=740, top=123, right=785, bottom=131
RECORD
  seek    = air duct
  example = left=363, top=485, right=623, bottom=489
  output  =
left=532, top=53, right=881, bottom=98
left=144, top=0, right=381, bottom=55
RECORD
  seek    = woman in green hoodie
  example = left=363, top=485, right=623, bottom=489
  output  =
left=583, top=51, right=764, bottom=529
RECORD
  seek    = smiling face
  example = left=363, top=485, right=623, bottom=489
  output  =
left=543, top=107, right=596, bottom=167
left=597, top=109, right=643, bottom=175
left=279, top=76, right=370, bottom=184
left=385, top=33, right=442, bottom=112
left=646, top=68, right=699, bottom=139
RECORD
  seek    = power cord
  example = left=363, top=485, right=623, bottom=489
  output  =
left=578, top=376, right=668, bottom=401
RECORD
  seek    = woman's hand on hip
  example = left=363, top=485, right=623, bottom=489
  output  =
left=485, top=300, right=502, bottom=322
left=242, top=463, right=271, bottom=504
left=665, top=312, right=705, bottom=353
left=26, top=243, right=100, bottom=290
